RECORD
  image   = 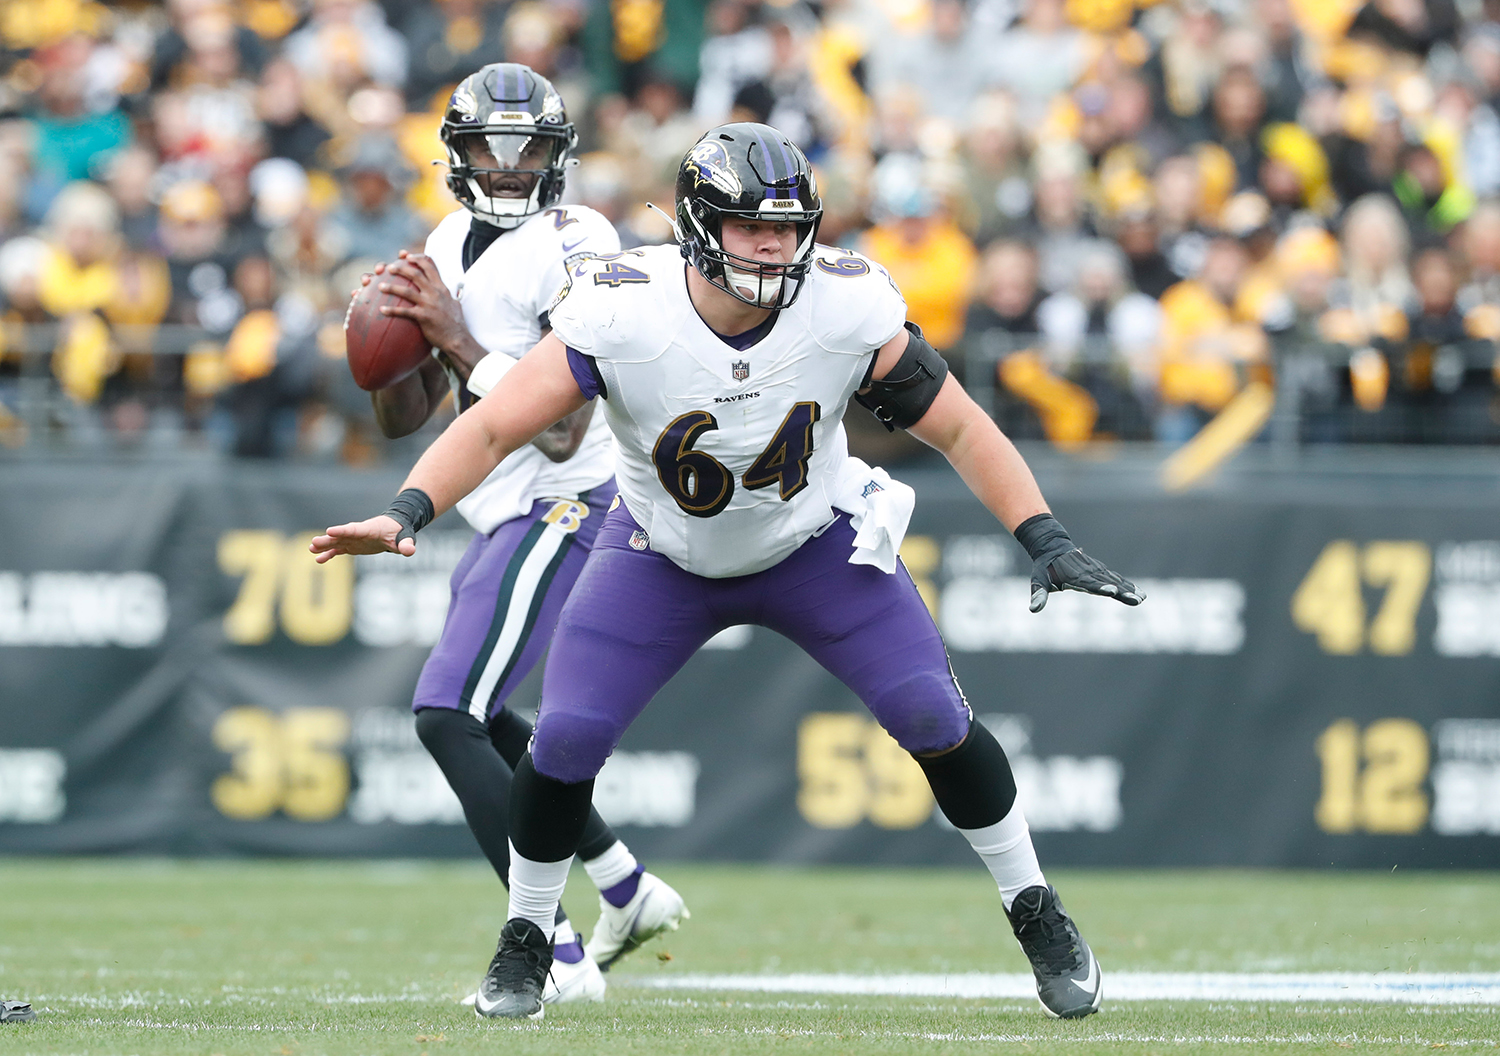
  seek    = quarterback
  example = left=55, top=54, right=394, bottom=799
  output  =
left=354, top=63, right=686, bottom=1014
left=318, top=123, right=1141, bottom=1021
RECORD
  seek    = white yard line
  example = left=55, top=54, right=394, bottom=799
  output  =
left=620, top=971, right=1500, bottom=1005
left=684, top=1026, right=1498, bottom=1046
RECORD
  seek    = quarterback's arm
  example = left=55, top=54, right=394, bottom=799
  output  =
left=527, top=211, right=618, bottom=461
left=371, top=357, right=450, bottom=438
left=530, top=399, right=598, bottom=463
left=873, top=329, right=1142, bottom=610
left=311, top=334, right=585, bottom=561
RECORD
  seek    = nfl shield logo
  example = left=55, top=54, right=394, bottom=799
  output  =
left=732, top=359, right=750, bottom=382
left=628, top=529, right=650, bottom=551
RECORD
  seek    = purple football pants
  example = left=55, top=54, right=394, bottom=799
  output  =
left=413, top=483, right=618, bottom=720
left=531, top=504, right=973, bottom=783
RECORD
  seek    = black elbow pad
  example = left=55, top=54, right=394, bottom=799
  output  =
left=854, top=322, right=949, bottom=431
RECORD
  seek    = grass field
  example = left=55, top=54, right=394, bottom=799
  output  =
left=1, top=860, right=1497, bottom=1055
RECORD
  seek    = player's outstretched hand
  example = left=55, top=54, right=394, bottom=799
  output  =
left=1031, top=548, right=1143, bottom=612
left=309, top=515, right=414, bottom=563
left=1013, top=513, right=1144, bottom=613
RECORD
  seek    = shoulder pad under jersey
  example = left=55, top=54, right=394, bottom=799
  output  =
left=522, top=204, right=622, bottom=318
left=800, top=245, right=908, bottom=356
left=520, top=204, right=620, bottom=265
left=423, top=209, right=472, bottom=276
left=547, top=243, right=683, bottom=363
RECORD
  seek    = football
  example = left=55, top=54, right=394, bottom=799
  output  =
left=344, top=274, right=431, bottom=391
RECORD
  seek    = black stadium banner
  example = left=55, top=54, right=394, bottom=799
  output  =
left=3, top=454, right=1498, bottom=868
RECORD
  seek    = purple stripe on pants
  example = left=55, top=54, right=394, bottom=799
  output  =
left=413, top=482, right=618, bottom=720
left=531, top=503, right=972, bottom=783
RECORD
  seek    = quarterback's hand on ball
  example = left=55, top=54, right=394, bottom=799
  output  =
left=309, top=515, right=414, bottom=563
left=377, top=251, right=475, bottom=373
left=352, top=261, right=387, bottom=298
left=1013, top=513, right=1144, bottom=613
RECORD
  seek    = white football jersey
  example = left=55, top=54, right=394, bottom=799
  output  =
left=548, top=242, right=908, bottom=577
left=424, top=204, right=620, bottom=533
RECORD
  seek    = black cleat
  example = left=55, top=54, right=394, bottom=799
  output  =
left=1005, top=884, right=1102, bottom=1018
left=474, top=919, right=552, bottom=1021
left=1, top=1001, right=36, bottom=1024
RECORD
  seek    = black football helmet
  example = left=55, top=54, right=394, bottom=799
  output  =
left=440, top=63, right=577, bottom=229
left=675, top=123, right=823, bottom=309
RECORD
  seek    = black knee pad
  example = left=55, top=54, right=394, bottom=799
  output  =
left=913, top=720, right=1017, bottom=830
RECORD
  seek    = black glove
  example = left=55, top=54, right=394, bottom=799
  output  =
left=1013, top=513, right=1144, bottom=613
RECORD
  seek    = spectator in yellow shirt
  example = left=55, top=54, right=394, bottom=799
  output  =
left=1156, top=235, right=1269, bottom=442
left=859, top=155, right=977, bottom=352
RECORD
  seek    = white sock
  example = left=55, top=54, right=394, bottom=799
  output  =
left=506, top=841, right=572, bottom=939
left=553, top=918, right=576, bottom=946
left=958, top=805, right=1046, bottom=910
left=581, top=839, right=639, bottom=892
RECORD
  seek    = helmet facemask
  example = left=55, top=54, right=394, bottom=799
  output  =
left=681, top=198, right=821, bottom=309
left=445, top=124, right=574, bottom=229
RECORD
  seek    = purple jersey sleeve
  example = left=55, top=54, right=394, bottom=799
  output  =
left=566, top=346, right=604, bottom=400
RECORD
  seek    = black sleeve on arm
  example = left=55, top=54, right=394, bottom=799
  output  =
left=854, top=321, right=950, bottom=432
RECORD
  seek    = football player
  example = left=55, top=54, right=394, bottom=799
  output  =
left=320, top=123, right=1142, bottom=1021
left=352, top=63, right=688, bottom=1014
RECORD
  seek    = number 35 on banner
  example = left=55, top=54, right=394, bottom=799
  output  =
left=218, top=530, right=354, bottom=646
left=212, top=706, right=351, bottom=822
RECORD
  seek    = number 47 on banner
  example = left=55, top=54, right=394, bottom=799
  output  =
left=1291, top=540, right=1431, bottom=656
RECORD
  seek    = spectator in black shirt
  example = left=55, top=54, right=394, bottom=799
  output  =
left=963, top=240, right=1048, bottom=438
left=1347, top=0, right=1460, bottom=58
left=1209, top=65, right=1268, bottom=192
left=399, top=0, right=510, bottom=109
left=1115, top=206, right=1179, bottom=301
left=257, top=59, right=332, bottom=169
left=151, top=0, right=271, bottom=91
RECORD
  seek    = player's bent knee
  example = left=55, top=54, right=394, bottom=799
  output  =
left=530, top=708, right=621, bottom=784
left=414, top=705, right=487, bottom=753
left=488, top=707, right=535, bottom=768
left=867, top=676, right=972, bottom=756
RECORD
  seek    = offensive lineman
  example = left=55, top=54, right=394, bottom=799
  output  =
left=320, top=123, right=1142, bottom=1020
left=355, top=63, right=687, bottom=1013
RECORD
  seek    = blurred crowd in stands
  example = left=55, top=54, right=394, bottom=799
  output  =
left=3, top=0, right=1500, bottom=458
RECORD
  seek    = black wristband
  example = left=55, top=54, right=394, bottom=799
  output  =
left=1012, top=512, right=1071, bottom=563
left=383, top=488, right=434, bottom=545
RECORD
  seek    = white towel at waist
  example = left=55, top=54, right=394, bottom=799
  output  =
left=830, top=457, right=916, bottom=575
